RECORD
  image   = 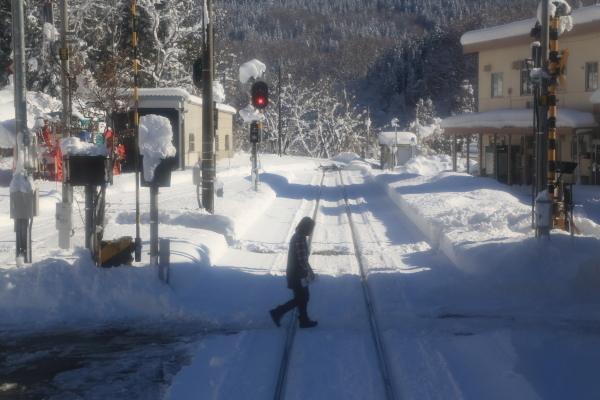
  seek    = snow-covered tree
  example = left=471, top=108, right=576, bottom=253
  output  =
left=415, top=97, right=436, bottom=126
left=449, top=80, right=476, bottom=116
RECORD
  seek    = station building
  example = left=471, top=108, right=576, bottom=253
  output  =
left=442, top=5, right=600, bottom=185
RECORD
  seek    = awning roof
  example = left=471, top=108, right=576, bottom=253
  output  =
left=461, top=5, right=600, bottom=53
left=441, top=108, right=600, bottom=136
left=462, top=5, right=600, bottom=46
left=131, top=88, right=237, bottom=115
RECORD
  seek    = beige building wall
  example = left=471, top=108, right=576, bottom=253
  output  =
left=183, top=103, right=234, bottom=166
left=478, top=30, right=600, bottom=114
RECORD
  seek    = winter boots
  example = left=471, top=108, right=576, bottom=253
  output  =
left=269, top=307, right=318, bottom=328
left=298, top=316, right=318, bottom=329
left=269, top=308, right=282, bottom=327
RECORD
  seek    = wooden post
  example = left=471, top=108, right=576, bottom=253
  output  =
left=453, top=134, right=457, bottom=172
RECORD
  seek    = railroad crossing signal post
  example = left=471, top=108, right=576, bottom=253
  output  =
left=536, top=0, right=551, bottom=238
left=535, top=0, right=572, bottom=238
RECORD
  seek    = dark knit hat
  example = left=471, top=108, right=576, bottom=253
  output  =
left=296, top=216, right=315, bottom=236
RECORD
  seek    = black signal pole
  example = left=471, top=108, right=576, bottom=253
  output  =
left=202, top=0, right=215, bottom=214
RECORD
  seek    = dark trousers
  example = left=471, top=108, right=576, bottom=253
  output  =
left=278, top=286, right=310, bottom=321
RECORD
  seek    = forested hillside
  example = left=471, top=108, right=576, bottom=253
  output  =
left=1, top=0, right=596, bottom=156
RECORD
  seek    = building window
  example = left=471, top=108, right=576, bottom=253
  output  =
left=189, top=133, right=195, bottom=152
left=586, top=62, right=598, bottom=91
left=225, top=135, right=230, bottom=151
left=492, top=72, right=503, bottom=98
left=520, top=60, right=533, bottom=95
left=215, top=134, right=220, bottom=152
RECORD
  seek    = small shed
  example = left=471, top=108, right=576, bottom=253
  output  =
left=115, top=88, right=236, bottom=172
left=379, top=131, right=417, bottom=169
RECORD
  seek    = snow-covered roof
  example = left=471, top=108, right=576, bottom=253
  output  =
left=378, top=131, right=417, bottom=146
left=441, top=108, right=598, bottom=130
left=136, top=88, right=236, bottom=115
left=590, top=89, right=600, bottom=104
left=461, top=5, right=600, bottom=47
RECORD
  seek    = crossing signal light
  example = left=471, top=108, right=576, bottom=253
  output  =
left=193, top=58, right=203, bottom=88
left=251, top=81, right=268, bottom=109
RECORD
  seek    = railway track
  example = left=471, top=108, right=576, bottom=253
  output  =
left=273, top=165, right=397, bottom=400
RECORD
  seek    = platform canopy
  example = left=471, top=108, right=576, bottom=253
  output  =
left=441, top=108, right=600, bottom=136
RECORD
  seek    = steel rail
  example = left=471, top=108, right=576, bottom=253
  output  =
left=273, top=169, right=326, bottom=400
left=338, top=168, right=396, bottom=400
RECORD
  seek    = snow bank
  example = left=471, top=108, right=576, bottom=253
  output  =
left=0, top=82, right=61, bottom=148
left=590, top=88, right=600, bottom=104
left=332, top=152, right=372, bottom=176
left=396, top=155, right=458, bottom=175
left=442, top=108, right=598, bottom=129
left=138, top=114, right=177, bottom=182
left=60, top=137, right=111, bottom=156
left=0, top=248, right=174, bottom=327
left=373, top=158, right=600, bottom=299
left=332, top=152, right=362, bottom=164
left=0, top=119, right=16, bottom=148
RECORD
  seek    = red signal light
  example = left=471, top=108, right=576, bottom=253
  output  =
left=251, top=81, right=269, bottom=109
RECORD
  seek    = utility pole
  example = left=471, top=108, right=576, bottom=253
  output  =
left=278, top=62, right=282, bottom=157
left=202, top=0, right=215, bottom=214
left=58, top=0, right=72, bottom=250
left=131, top=0, right=142, bottom=261
left=11, top=0, right=35, bottom=263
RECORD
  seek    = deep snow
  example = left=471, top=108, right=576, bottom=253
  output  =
left=0, top=151, right=599, bottom=399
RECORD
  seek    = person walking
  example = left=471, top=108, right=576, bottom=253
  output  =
left=270, top=217, right=318, bottom=329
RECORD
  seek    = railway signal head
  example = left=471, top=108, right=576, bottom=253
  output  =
left=251, top=81, right=268, bottom=109
left=193, top=58, right=203, bottom=88
left=250, top=121, right=262, bottom=143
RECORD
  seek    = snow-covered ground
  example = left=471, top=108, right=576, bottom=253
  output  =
left=0, top=151, right=599, bottom=399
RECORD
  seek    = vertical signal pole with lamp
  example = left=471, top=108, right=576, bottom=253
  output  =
left=547, top=3, right=573, bottom=232
left=535, top=0, right=577, bottom=239
left=251, top=81, right=269, bottom=191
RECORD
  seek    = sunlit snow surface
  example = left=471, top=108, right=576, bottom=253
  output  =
left=0, top=153, right=599, bottom=399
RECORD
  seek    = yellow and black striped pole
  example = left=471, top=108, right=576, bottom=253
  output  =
left=132, top=0, right=142, bottom=261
